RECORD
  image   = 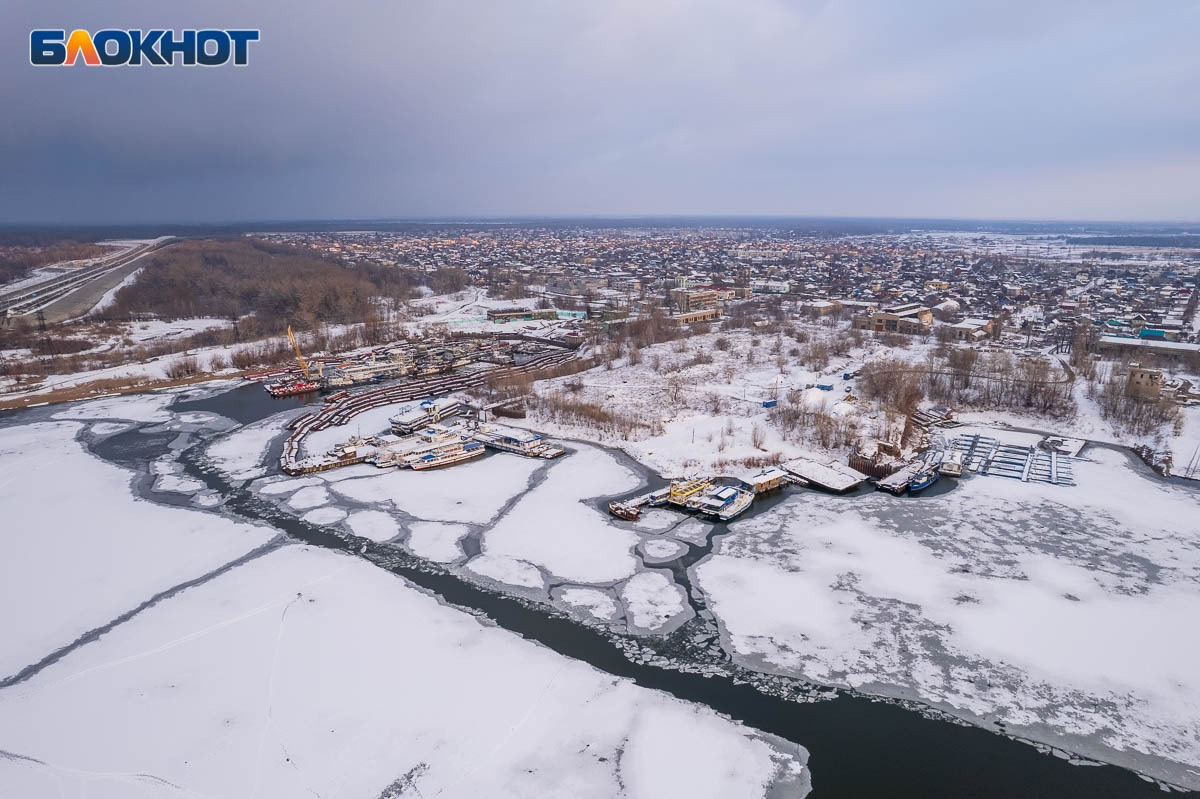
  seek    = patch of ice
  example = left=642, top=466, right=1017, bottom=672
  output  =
left=345, top=510, right=399, bottom=542
left=0, top=547, right=808, bottom=798
left=468, top=554, right=546, bottom=590
left=640, top=538, right=687, bottom=563
left=52, top=393, right=174, bottom=423
left=206, top=417, right=287, bottom=481
left=258, top=476, right=322, bottom=495
left=557, top=587, right=620, bottom=621
left=631, top=508, right=679, bottom=533
left=287, top=486, right=330, bottom=510
left=480, top=445, right=641, bottom=583
left=620, top=571, right=690, bottom=634
left=330, top=455, right=540, bottom=524
left=406, top=522, right=470, bottom=563
left=302, top=507, right=347, bottom=526
left=0, top=420, right=271, bottom=677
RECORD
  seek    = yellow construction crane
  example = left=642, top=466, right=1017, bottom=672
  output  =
left=287, top=325, right=311, bottom=380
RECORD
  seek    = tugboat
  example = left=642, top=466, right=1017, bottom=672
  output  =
left=608, top=487, right=669, bottom=521
left=608, top=500, right=642, bottom=521
left=908, top=466, right=940, bottom=493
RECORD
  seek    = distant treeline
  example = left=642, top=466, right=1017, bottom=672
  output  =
left=100, top=239, right=414, bottom=333
left=1067, top=235, right=1200, bottom=249
left=0, top=241, right=112, bottom=284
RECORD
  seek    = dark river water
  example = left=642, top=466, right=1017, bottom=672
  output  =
left=78, top=382, right=1197, bottom=797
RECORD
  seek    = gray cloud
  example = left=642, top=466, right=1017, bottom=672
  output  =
left=2, top=0, right=1199, bottom=223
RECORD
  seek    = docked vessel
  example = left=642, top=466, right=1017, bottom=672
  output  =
left=939, top=451, right=964, bottom=478
left=389, top=398, right=462, bottom=435
left=696, top=485, right=755, bottom=521
left=371, top=426, right=464, bottom=468
left=743, top=466, right=789, bottom=494
left=608, top=500, right=642, bottom=521
left=408, top=440, right=486, bottom=471
left=908, top=467, right=940, bottom=493
left=266, top=378, right=321, bottom=398
left=473, top=423, right=565, bottom=458
left=608, top=487, right=670, bottom=521
left=667, top=478, right=712, bottom=508
left=266, top=326, right=322, bottom=398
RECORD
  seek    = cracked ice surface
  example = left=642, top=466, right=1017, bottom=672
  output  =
left=696, top=447, right=1200, bottom=788
left=52, top=393, right=175, bottom=423
left=205, top=415, right=289, bottom=481
left=328, top=455, right=543, bottom=524
left=0, top=546, right=808, bottom=798
left=0, top=421, right=273, bottom=679
left=477, top=445, right=642, bottom=584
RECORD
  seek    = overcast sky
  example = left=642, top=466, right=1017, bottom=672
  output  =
left=3, top=0, right=1199, bottom=224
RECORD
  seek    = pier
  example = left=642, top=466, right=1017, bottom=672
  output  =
left=781, top=456, right=868, bottom=493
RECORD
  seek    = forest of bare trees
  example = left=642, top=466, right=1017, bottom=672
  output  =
left=858, top=349, right=1076, bottom=418
left=0, top=240, right=111, bottom=284
left=1090, top=365, right=1183, bottom=437
left=98, top=239, right=414, bottom=332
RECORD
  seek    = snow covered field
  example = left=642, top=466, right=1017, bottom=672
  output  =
left=695, top=448, right=1200, bottom=788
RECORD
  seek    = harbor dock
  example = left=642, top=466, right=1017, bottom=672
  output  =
left=781, top=457, right=868, bottom=492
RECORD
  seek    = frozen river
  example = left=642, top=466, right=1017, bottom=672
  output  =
left=2, top=381, right=1197, bottom=796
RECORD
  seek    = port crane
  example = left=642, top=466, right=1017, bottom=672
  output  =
left=287, top=325, right=312, bottom=380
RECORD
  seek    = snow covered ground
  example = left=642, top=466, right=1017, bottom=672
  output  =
left=694, top=448, right=1200, bottom=789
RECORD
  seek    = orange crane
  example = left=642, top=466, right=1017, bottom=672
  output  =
left=287, top=325, right=311, bottom=380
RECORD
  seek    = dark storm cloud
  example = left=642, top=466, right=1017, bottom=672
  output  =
left=3, top=0, right=1199, bottom=223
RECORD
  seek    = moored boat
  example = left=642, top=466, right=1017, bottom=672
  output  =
left=908, top=467, right=940, bottom=493
left=266, top=378, right=321, bottom=398
left=940, top=451, right=964, bottom=478
left=408, top=440, right=486, bottom=471
left=608, top=501, right=641, bottom=521
left=696, top=485, right=755, bottom=521
left=389, top=398, right=462, bottom=435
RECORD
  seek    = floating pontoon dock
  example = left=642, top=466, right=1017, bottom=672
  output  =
left=781, top=457, right=867, bottom=492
